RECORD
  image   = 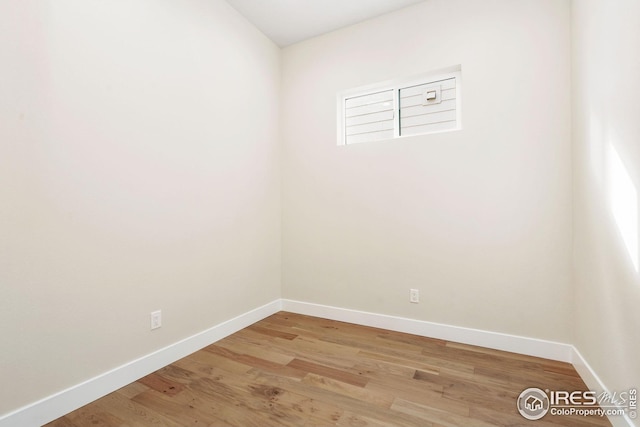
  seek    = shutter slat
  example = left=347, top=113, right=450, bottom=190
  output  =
left=401, top=120, right=457, bottom=136
left=346, top=120, right=394, bottom=136
left=400, top=109, right=457, bottom=128
left=400, top=99, right=456, bottom=118
left=346, top=129, right=394, bottom=144
left=345, top=90, right=393, bottom=108
left=346, top=110, right=394, bottom=127
left=346, top=102, right=393, bottom=118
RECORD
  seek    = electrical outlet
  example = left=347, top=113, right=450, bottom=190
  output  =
left=410, top=289, right=419, bottom=303
left=150, top=310, right=162, bottom=330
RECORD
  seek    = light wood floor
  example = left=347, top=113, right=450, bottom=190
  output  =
left=46, top=312, right=611, bottom=427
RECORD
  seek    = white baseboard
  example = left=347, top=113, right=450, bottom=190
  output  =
left=572, top=347, right=637, bottom=427
left=0, top=299, right=282, bottom=427
left=282, top=299, right=574, bottom=362
left=2, top=298, right=633, bottom=427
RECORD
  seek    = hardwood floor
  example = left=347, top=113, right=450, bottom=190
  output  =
left=46, top=312, right=611, bottom=427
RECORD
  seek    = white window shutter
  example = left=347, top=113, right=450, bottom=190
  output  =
left=338, top=67, right=461, bottom=145
left=344, top=90, right=394, bottom=144
left=399, top=77, right=458, bottom=136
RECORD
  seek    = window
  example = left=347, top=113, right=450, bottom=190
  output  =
left=337, top=67, right=461, bottom=145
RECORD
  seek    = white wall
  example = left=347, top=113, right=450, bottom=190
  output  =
left=6, top=0, right=637, bottom=421
left=0, top=0, right=280, bottom=415
left=572, top=0, right=640, bottom=395
left=281, top=0, right=573, bottom=342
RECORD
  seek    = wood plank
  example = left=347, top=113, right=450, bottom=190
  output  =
left=248, top=369, right=435, bottom=427
left=181, top=344, right=253, bottom=376
left=301, top=372, right=395, bottom=408
left=351, top=358, right=418, bottom=380
left=174, top=355, right=345, bottom=426
left=366, top=374, right=470, bottom=417
left=391, top=398, right=493, bottom=427
left=287, top=358, right=369, bottom=388
left=414, top=368, right=519, bottom=413
left=246, top=324, right=299, bottom=340
left=205, top=344, right=308, bottom=380
left=137, top=372, right=184, bottom=396
left=115, top=381, right=150, bottom=399
left=214, top=335, right=296, bottom=365
left=43, top=417, right=79, bottom=427
left=336, top=410, right=423, bottom=427
left=64, top=403, right=125, bottom=427
left=132, top=388, right=222, bottom=427
left=96, top=390, right=184, bottom=427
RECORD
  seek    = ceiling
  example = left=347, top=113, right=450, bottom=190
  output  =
left=225, top=0, right=426, bottom=47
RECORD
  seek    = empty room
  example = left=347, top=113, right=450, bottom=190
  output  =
left=1, top=0, right=638, bottom=426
